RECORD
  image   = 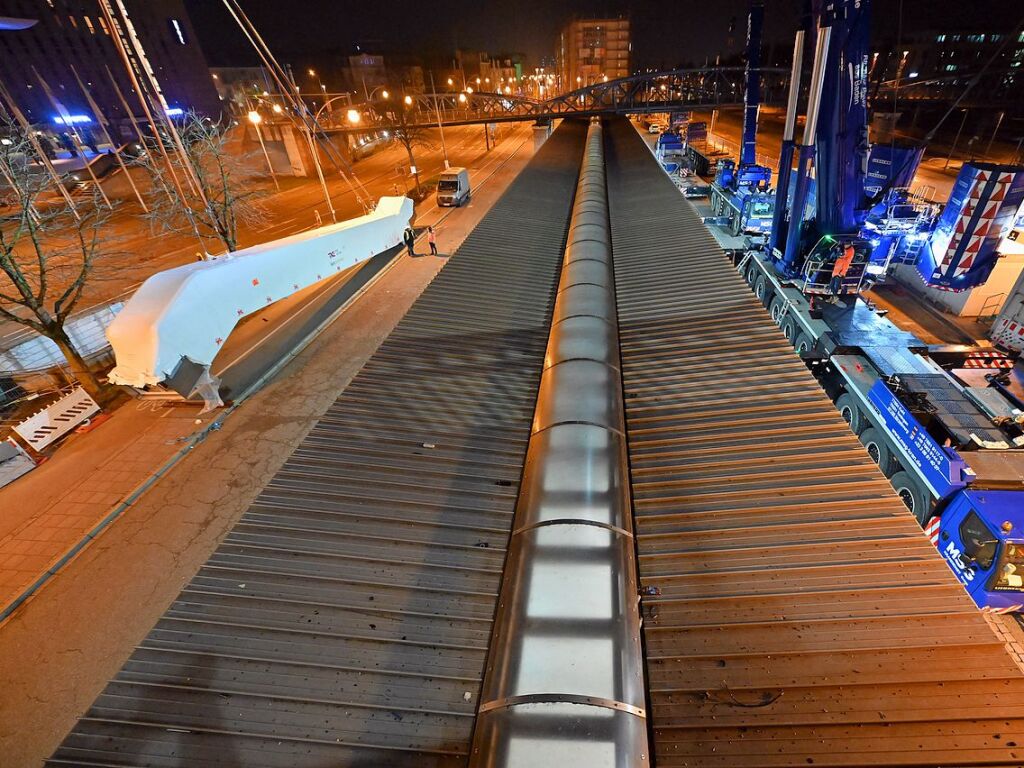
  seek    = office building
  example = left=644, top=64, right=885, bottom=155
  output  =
left=556, top=17, right=630, bottom=92
left=0, top=0, right=220, bottom=137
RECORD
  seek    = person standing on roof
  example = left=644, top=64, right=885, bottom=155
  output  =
left=829, top=243, right=856, bottom=296
left=403, top=226, right=416, bottom=257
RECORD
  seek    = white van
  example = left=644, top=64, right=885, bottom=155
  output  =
left=437, top=167, right=470, bottom=207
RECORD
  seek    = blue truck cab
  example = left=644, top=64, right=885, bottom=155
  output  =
left=928, top=491, right=1024, bottom=613
left=827, top=353, right=1024, bottom=612
left=709, top=159, right=775, bottom=236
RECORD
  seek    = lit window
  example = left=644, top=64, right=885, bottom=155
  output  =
left=936, top=34, right=946, bottom=42
left=83, top=15, right=94, bottom=34
left=170, top=18, right=187, bottom=45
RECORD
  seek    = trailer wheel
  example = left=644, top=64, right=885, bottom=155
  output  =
left=891, top=471, right=932, bottom=523
left=860, top=428, right=900, bottom=476
left=794, top=332, right=814, bottom=355
left=769, top=297, right=786, bottom=325
left=745, top=262, right=759, bottom=286
left=781, top=316, right=798, bottom=344
left=836, top=393, right=867, bottom=434
left=754, top=275, right=772, bottom=306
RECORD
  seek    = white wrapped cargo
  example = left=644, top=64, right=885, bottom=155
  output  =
left=106, top=196, right=413, bottom=388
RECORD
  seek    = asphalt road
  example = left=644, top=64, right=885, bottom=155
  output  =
left=0, top=122, right=530, bottom=339
left=209, top=124, right=533, bottom=399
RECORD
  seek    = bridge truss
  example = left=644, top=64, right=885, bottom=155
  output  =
left=319, top=66, right=788, bottom=133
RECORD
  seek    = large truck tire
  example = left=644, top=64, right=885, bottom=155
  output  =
left=745, top=261, right=759, bottom=285
left=781, top=316, right=798, bottom=344
left=836, top=393, right=867, bottom=434
left=860, top=428, right=900, bottom=476
left=769, top=296, right=786, bottom=325
left=890, top=471, right=932, bottom=524
left=794, top=332, right=814, bottom=355
left=754, top=275, right=772, bottom=306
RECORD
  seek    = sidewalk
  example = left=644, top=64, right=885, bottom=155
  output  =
left=0, top=402, right=206, bottom=614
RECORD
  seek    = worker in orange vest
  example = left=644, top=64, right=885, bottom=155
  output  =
left=829, top=243, right=856, bottom=296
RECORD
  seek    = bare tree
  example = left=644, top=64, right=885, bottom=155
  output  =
left=138, top=111, right=267, bottom=254
left=382, top=100, right=434, bottom=198
left=0, top=117, right=114, bottom=402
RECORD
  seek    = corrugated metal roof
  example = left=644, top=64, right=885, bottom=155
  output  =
left=604, top=117, right=1024, bottom=767
left=48, top=120, right=588, bottom=768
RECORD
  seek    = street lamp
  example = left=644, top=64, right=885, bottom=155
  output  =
left=458, top=92, right=467, bottom=103
left=272, top=103, right=283, bottom=114
left=447, top=77, right=454, bottom=86
left=466, top=85, right=474, bottom=94
left=347, top=108, right=361, bottom=124
left=381, top=89, right=389, bottom=99
left=247, top=110, right=279, bottom=191
left=404, top=94, right=413, bottom=106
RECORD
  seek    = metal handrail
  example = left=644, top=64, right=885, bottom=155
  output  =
left=979, top=292, right=1007, bottom=318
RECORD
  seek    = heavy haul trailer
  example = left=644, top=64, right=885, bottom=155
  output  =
left=737, top=251, right=1024, bottom=612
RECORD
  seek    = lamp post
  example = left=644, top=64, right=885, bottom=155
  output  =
left=248, top=110, right=279, bottom=191
left=428, top=71, right=450, bottom=169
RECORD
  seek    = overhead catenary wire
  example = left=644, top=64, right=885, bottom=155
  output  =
left=0, top=79, right=81, bottom=220
left=96, top=3, right=191, bottom=206
left=108, top=0, right=211, bottom=208
left=31, top=66, right=113, bottom=209
left=226, top=0, right=373, bottom=208
left=219, top=0, right=375, bottom=217
left=69, top=64, right=149, bottom=212
left=217, top=0, right=338, bottom=221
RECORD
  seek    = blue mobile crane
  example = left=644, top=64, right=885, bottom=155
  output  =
left=707, top=1, right=775, bottom=235
left=734, top=0, right=1024, bottom=613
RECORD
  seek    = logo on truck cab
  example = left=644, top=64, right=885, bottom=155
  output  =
left=943, top=539, right=975, bottom=584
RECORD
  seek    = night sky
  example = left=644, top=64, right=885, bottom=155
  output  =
left=184, top=0, right=1023, bottom=70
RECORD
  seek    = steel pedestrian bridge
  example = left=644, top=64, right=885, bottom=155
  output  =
left=322, top=67, right=788, bottom=133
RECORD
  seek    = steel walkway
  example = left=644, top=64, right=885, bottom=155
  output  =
left=604, top=116, right=1024, bottom=766
left=49, top=120, right=587, bottom=767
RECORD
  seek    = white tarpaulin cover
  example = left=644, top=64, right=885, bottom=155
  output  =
left=107, top=196, right=413, bottom=387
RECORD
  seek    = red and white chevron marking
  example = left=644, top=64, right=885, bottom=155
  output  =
left=924, top=517, right=941, bottom=546
left=982, top=604, right=1024, bottom=615
left=936, top=169, right=1014, bottom=280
